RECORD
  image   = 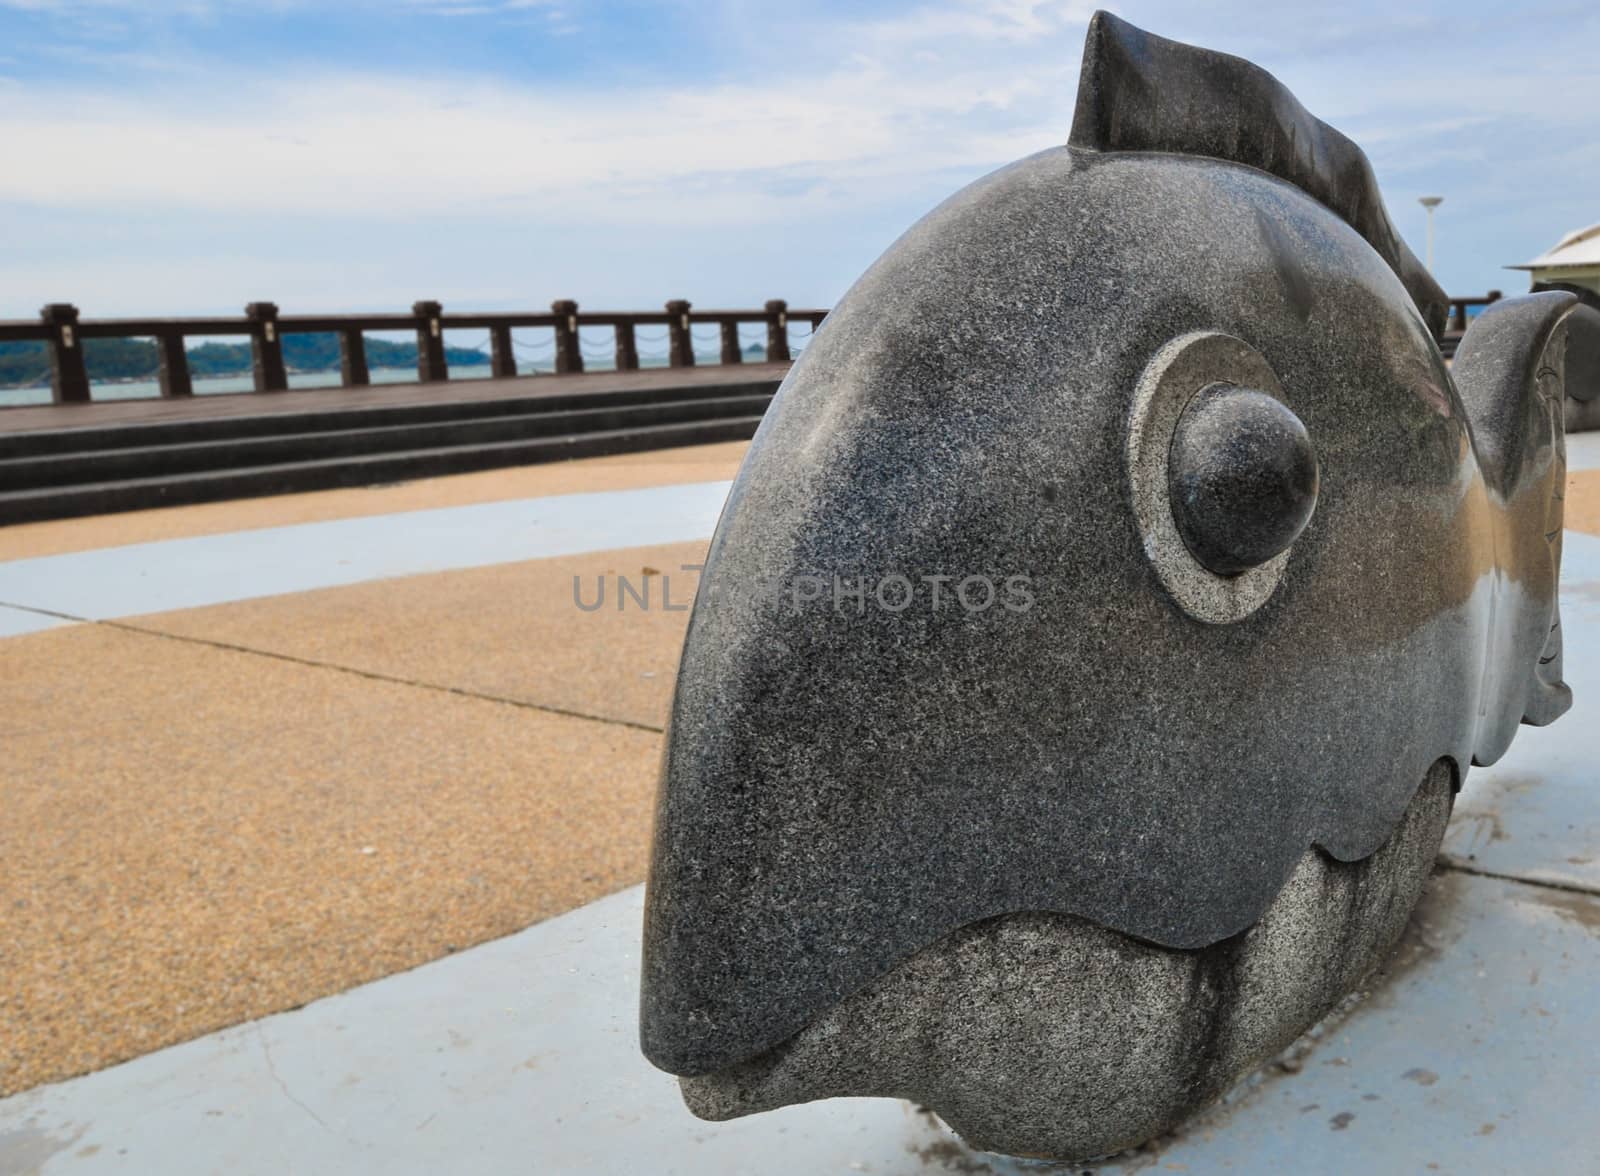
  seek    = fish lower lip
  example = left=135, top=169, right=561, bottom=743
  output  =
left=675, top=762, right=1454, bottom=1164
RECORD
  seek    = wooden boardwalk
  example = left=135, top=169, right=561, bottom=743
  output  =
left=0, top=362, right=792, bottom=434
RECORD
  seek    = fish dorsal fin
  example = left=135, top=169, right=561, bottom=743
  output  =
left=1069, top=11, right=1447, bottom=338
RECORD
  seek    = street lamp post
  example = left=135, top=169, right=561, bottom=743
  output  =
left=1419, top=196, right=1443, bottom=273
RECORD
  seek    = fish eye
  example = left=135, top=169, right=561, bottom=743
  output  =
left=1168, top=384, right=1319, bottom=577
left=1126, top=332, right=1318, bottom=623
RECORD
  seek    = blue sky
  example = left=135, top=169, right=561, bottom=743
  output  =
left=1, top=0, right=1596, bottom=319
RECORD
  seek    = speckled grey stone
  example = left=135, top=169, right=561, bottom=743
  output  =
left=1068, top=12, right=1449, bottom=340
left=682, top=762, right=1454, bottom=1162
left=1125, top=331, right=1299, bottom=623
left=640, top=9, right=1592, bottom=1162
left=1169, top=384, right=1319, bottom=576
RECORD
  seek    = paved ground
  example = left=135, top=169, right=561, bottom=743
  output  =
left=2, top=557, right=1599, bottom=1171
left=1, top=431, right=1599, bottom=1172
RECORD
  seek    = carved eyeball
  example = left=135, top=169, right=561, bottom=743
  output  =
left=1168, top=385, right=1319, bottom=576
left=1127, top=331, right=1310, bottom=623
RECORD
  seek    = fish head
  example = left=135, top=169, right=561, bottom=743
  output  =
left=644, top=137, right=1482, bottom=1077
left=638, top=10, right=1554, bottom=1165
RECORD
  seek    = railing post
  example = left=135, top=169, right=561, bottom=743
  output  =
left=720, top=320, right=742, bottom=365
left=39, top=304, right=90, bottom=404
left=245, top=302, right=288, bottom=391
left=490, top=325, right=517, bottom=379
left=339, top=327, right=370, bottom=387
left=764, top=299, right=790, bottom=363
left=1449, top=300, right=1467, bottom=333
left=413, top=300, right=447, bottom=383
left=552, top=300, right=583, bottom=374
left=156, top=328, right=192, bottom=398
left=614, top=323, right=639, bottom=371
left=666, top=299, right=694, bottom=368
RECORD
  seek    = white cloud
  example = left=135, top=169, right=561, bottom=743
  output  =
left=0, top=46, right=1075, bottom=225
left=402, top=0, right=564, bottom=14
left=2, top=0, right=1597, bottom=314
left=855, top=0, right=1099, bottom=44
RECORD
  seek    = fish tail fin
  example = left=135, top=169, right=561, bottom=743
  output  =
left=1454, top=291, right=1596, bottom=735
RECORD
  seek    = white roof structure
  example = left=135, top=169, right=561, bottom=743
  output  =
left=1510, top=223, right=1600, bottom=275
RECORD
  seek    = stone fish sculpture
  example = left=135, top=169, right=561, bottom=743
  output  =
left=640, top=12, right=1598, bottom=1162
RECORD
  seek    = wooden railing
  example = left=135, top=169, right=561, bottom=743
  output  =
left=1446, top=290, right=1502, bottom=334
left=2, top=291, right=1511, bottom=406
left=0, top=299, right=828, bottom=405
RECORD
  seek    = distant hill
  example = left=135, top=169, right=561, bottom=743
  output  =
left=0, top=339, right=163, bottom=387
left=0, top=334, right=492, bottom=389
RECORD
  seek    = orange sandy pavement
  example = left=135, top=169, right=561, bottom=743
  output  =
left=0, top=443, right=743, bottom=1097
left=1562, top=469, right=1600, bottom=537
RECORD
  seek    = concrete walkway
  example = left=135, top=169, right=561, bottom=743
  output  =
left=4, top=650, right=1599, bottom=1175
left=4, top=435, right=1600, bottom=1172
left=0, top=479, right=731, bottom=637
left=4, top=531, right=1599, bottom=1173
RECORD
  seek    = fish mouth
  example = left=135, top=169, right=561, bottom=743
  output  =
left=675, top=761, right=1455, bottom=1164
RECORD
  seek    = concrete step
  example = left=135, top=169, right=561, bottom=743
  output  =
left=0, top=416, right=765, bottom=526
left=0, top=394, right=773, bottom=491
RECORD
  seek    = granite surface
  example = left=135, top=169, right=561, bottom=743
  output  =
left=1125, top=330, right=1301, bottom=623
left=682, top=762, right=1454, bottom=1162
left=642, top=137, right=1575, bottom=1085
left=1068, top=12, right=1449, bottom=340
left=1561, top=302, right=1600, bottom=432
left=1168, top=383, right=1318, bottom=576
left=641, top=8, right=1591, bottom=1162
left=1451, top=291, right=1575, bottom=744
